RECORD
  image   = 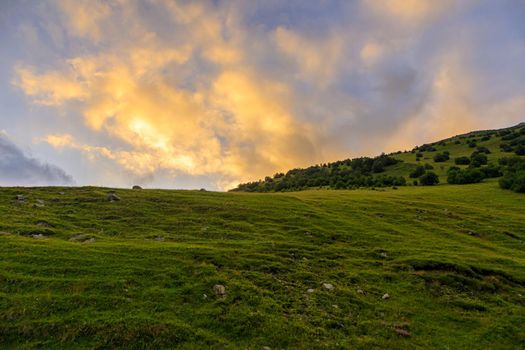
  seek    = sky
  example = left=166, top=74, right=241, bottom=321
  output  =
left=1, top=0, right=524, bottom=190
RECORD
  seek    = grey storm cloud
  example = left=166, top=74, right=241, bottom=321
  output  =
left=0, top=133, right=74, bottom=186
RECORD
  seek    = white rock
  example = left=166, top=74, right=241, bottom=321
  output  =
left=323, top=283, right=334, bottom=290
left=307, top=288, right=315, bottom=293
left=382, top=293, right=390, bottom=300
left=213, top=284, right=226, bottom=296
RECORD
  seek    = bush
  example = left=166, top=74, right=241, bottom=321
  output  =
left=409, top=166, right=426, bottom=178
left=447, top=167, right=485, bottom=184
left=480, top=135, right=491, bottom=141
left=455, top=156, right=471, bottom=165
left=500, top=171, right=525, bottom=193
left=419, top=172, right=439, bottom=186
left=515, top=146, right=525, bottom=156
left=424, top=163, right=434, bottom=170
left=476, top=146, right=491, bottom=154
left=470, top=153, right=488, bottom=167
left=500, top=143, right=514, bottom=152
left=468, top=141, right=477, bottom=148
left=480, top=164, right=502, bottom=178
left=433, top=153, right=450, bottom=162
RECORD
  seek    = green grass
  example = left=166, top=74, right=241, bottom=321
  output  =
left=1, top=183, right=524, bottom=349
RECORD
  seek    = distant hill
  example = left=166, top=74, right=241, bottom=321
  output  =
left=231, top=122, right=525, bottom=192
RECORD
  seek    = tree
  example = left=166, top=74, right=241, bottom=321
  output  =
left=419, top=172, right=439, bottom=186
left=455, top=156, right=470, bottom=165
left=433, top=153, right=449, bottom=162
left=409, top=166, right=426, bottom=178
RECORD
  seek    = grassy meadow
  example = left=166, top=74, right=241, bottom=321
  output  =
left=1, top=182, right=524, bottom=349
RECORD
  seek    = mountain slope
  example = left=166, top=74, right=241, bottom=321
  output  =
left=232, top=122, right=525, bottom=192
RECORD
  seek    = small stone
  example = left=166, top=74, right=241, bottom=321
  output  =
left=332, top=304, right=339, bottom=309
left=35, top=199, right=44, bottom=205
left=304, top=231, right=312, bottom=236
left=107, top=193, right=121, bottom=202
left=58, top=191, right=65, bottom=195
left=379, top=252, right=388, bottom=258
left=323, top=283, right=334, bottom=290
left=382, top=293, right=390, bottom=300
left=132, top=185, right=142, bottom=190
left=31, top=233, right=44, bottom=239
left=394, top=328, right=411, bottom=337
left=357, top=288, right=364, bottom=294
left=307, top=288, right=315, bottom=293
left=263, top=347, right=271, bottom=350
left=203, top=294, right=208, bottom=299
left=302, top=257, right=308, bottom=260
left=154, top=236, right=165, bottom=242
left=213, top=284, right=226, bottom=296
left=84, top=238, right=96, bottom=243
left=15, top=194, right=26, bottom=201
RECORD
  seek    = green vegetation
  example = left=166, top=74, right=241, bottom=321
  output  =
left=1, top=183, right=524, bottom=349
left=233, top=123, right=525, bottom=193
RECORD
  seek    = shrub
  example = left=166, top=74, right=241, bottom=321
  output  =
left=455, top=156, right=471, bottom=165
left=409, top=166, right=426, bottom=178
left=470, top=153, right=488, bottom=167
left=433, top=153, right=450, bottom=162
left=480, top=135, right=491, bottom=141
left=480, top=164, right=502, bottom=178
left=500, top=171, right=525, bottom=193
left=419, top=172, right=439, bottom=186
left=447, top=168, right=485, bottom=184
left=424, top=163, right=434, bottom=170
left=476, top=146, right=491, bottom=154
left=515, top=146, right=525, bottom=156
left=454, top=140, right=461, bottom=145
left=500, top=143, right=514, bottom=152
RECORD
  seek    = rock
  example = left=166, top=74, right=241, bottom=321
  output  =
left=304, top=231, right=312, bottom=236
left=307, top=288, right=315, bottom=293
left=394, top=328, right=411, bottom=337
left=263, top=347, right=271, bottom=350
left=36, top=221, right=52, bottom=227
left=382, top=293, right=390, bottom=300
left=199, top=188, right=207, bottom=192
left=69, top=234, right=95, bottom=243
left=132, top=185, right=142, bottom=190
left=31, top=233, right=44, bottom=239
left=154, top=236, right=165, bottom=242
left=357, top=288, right=364, bottom=294
left=467, top=231, right=479, bottom=237
left=107, top=193, right=121, bottom=202
left=58, top=191, right=65, bottom=195
left=36, top=199, right=44, bottom=205
left=15, top=194, right=26, bottom=201
left=213, top=284, right=226, bottom=296
left=332, top=304, right=339, bottom=309
left=379, top=252, right=388, bottom=258
left=323, top=283, right=334, bottom=290
left=203, top=294, right=208, bottom=299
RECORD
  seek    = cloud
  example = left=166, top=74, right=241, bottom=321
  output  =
left=0, top=132, right=74, bottom=186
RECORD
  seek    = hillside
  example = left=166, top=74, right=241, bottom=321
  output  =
left=1, top=183, right=524, bottom=349
left=232, top=123, right=525, bottom=192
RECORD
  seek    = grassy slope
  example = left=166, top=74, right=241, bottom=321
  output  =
left=390, top=126, right=519, bottom=182
left=1, top=183, right=524, bottom=349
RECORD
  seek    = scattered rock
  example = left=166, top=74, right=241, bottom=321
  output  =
left=107, top=193, right=121, bottom=202
left=213, top=284, right=226, bottom=296
left=203, top=294, right=208, bottom=299
left=307, top=288, right=315, bottom=293
left=467, top=231, right=480, bottom=237
left=36, top=199, right=44, bottom=205
left=132, top=185, right=142, bottom=190
left=332, top=304, right=339, bottom=309
left=394, top=328, right=411, bottom=337
left=36, top=221, right=52, bottom=227
left=323, top=283, right=334, bottom=290
left=31, top=233, right=45, bottom=239
left=357, top=288, right=365, bottom=294
left=15, top=194, right=26, bottom=201
left=263, top=347, right=271, bottom=350
left=379, top=252, right=388, bottom=258
left=69, top=234, right=94, bottom=242
left=302, top=257, right=308, bottom=261
left=304, top=231, right=312, bottom=236
left=382, top=293, right=390, bottom=300
left=154, top=236, right=165, bottom=242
